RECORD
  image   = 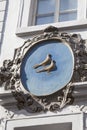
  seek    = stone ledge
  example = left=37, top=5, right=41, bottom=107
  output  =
left=0, top=82, right=87, bottom=106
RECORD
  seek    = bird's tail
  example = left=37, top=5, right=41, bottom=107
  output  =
left=33, top=64, right=41, bottom=69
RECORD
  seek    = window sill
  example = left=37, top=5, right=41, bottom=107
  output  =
left=16, top=19, right=87, bottom=37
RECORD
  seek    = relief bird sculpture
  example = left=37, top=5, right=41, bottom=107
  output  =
left=33, top=54, right=52, bottom=69
left=36, top=60, right=56, bottom=73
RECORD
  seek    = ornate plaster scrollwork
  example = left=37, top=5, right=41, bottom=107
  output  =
left=0, top=26, right=87, bottom=113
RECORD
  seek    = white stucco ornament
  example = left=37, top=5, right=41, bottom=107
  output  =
left=0, top=26, right=87, bottom=113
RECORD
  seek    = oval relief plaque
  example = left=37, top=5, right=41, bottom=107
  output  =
left=20, top=39, right=74, bottom=96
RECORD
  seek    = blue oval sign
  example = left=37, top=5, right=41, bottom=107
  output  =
left=20, top=40, right=74, bottom=96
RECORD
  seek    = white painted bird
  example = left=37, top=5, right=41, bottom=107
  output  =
left=36, top=60, right=56, bottom=73
left=33, top=54, right=51, bottom=69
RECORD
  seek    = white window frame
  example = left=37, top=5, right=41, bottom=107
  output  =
left=34, top=0, right=78, bottom=24
left=16, top=0, right=87, bottom=36
left=5, top=113, right=84, bottom=130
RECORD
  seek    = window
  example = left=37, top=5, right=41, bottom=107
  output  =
left=35, top=0, right=55, bottom=25
left=59, top=0, right=77, bottom=22
left=35, top=0, right=77, bottom=25
left=5, top=113, right=84, bottom=130
left=14, top=123, right=72, bottom=130
left=16, top=0, right=87, bottom=36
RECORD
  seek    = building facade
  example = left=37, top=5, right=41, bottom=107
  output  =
left=0, top=0, right=87, bottom=130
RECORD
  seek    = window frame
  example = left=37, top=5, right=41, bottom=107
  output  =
left=35, top=0, right=55, bottom=25
left=35, top=0, right=78, bottom=24
left=16, top=0, right=87, bottom=36
left=5, top=113, right=84, bottom=130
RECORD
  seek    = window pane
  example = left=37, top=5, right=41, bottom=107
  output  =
left=37, top=0, right=55, bottom=14
left=60, top=0, right=77, bottom=11
left=36, top=16, right=54, bottom=25
left=59, top=12, right=77, bottom=22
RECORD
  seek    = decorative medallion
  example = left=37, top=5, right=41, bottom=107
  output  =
left=0, top=26, right=87, bottom=113
left=20, top=39, right=74, bottom=96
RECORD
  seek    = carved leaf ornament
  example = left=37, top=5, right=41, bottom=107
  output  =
left=0, top=26, right=87, bottom=113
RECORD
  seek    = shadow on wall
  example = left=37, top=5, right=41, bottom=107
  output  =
left=0, top=0, right=9, bottom=54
